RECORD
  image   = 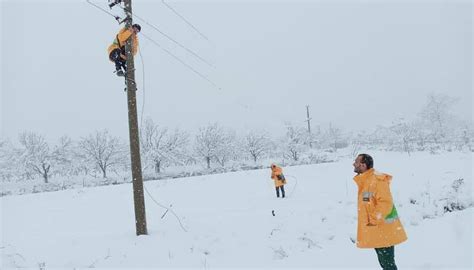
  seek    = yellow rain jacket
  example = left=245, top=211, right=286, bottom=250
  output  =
left=271, top=165, right=286, bottom=187
left=354, top=168, right=407, bottom=248
left=107, top=27, right=139, bottom=61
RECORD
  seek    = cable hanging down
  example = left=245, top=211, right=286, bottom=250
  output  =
left=117, top=5, right=214, bottom=69
left=161, top=0, right=210, bottom=42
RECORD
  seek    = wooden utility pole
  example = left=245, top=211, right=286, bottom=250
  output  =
left=124, top=0, right=147, bottom=236
left=305, top=105, right=312, bottom=148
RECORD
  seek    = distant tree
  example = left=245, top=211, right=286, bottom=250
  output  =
left=52, top=135, right=76, bottom=176
left=214, top=129, right=238, bottom=167
left=389, top=118, right=416, bottom=155
left=327, top=123, right=342, bottom=152
left=457, top=124, right=474, bottom=151
left=79, top=130, right=125, bottom=178
left=194, top=123, right=227, bottom=169
left=410, top=120, right=431, bottom=151
left=140, top=118, right=189, bottom=173
left=17, top=132, right=54, bottom=183
left=282, top=123, right=308, bottom=161
left=0, top=139, right=18, bottom=181
left=243, top=131, right=272, bottom=163
left=419, top=93, right=457, bottom=145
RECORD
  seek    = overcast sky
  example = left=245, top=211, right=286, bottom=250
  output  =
left=1, top=0, right=472, bottom=142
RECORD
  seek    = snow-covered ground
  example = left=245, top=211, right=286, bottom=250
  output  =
left=1, top=151, right=472, bottom=269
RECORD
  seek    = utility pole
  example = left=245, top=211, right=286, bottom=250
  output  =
left=305, top=105, right=312, bottom=148
left=123, top=0, right=147, bottom=236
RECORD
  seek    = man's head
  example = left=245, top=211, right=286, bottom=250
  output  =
left=132, top=24, right=141, bottom=34
left=353, top=153, right=373, bottom=174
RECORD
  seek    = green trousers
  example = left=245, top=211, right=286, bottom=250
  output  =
left=375, top=246, right=397, bottom=270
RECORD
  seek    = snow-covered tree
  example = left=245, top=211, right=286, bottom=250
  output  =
left=0, top=139, right=18, bottom=181
left=281, top=123, right=308, bottom=161
left=17, top=132, right=54, bottom=183
left=327, top=123, right=345, bottom=152
left=78, top=130, right=125, bottom=178
left=419, top=93, right=457, bottom=145
left=140, top=118, right=189, bottom=173
left=455, top=124, right=474, bottom=151
left=52, top=135, right=76, bottom=176
left=214, top=129, right=239, bottom=167
left=389, top=118, right=417, bottom=155
left=243, top=130, right=272, bottom=163
left=194, top=123, right=227, bottom=169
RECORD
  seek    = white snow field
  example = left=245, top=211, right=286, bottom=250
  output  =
left=1, top=151, right=472, bottom=269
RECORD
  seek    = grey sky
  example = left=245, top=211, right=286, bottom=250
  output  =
left=1, top=0, right=472, bottom=142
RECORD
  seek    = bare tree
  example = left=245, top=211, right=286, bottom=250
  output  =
left=457, top=124, right=473, bottom=151
left=419, top=93, right=457, bottom=145
left=17, top=132, right=53, bottom=183
left=79, top=130, right=125, bottom=178
left=244, top=130, right=272, bottom=163
left=389, top=118, right=416, bottom=155
left=327, top=123, right=342, bottom=152
left=214, top=129, right=238, bottom=167
left=52, top=135, right=75, bottom=176
left=141, top=118, right=189, bottom=173
left=195, top=123, right=227, bottom=169
left=0, top=139, right=18, bottom=181
left=282, top=123, right=308, bottom=161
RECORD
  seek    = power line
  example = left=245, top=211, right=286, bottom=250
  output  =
left=140, top=32, right=220, bottom=90
left=118, top=5, right=215, bottom=68
left=161, top=0, right=210, bottom=42
left=86, top=0, right=122, bottom=23
left=86, top=0, right=219, bottom=90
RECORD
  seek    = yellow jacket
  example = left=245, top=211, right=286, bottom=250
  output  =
left=271, top=165, right=286, bottom=187
left=353, top=168, right=407, bottom=248
left=107, top=27, right=139, bottom=61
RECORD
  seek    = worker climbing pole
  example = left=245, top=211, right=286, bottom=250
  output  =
left=87, top=0, right=147, bottom=236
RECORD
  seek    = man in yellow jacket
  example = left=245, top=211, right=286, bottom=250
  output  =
left=353, top=154, right=407, bottom=270
left=271, top=164, right=286, bottom=198
left=108, top=24, right=141, bottom=76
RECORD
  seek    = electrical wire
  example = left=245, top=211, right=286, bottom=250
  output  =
left=161, top=0, right=210, bottom=41
left=87, top=0, right=221, bottom=91
left=137, top=42, right=189, bottom=233
left=140, top=32, right=220, bottom=90
left=86, top=0, right=121, bottom=23
left=138, top=44, right=145, bottom=132
left=118, top=5, right=214, bottom=68
left=144, top=184, right=188, bottom=232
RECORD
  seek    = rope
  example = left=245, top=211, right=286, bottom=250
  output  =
left=285, top=174, right=298, bottom=197
left=161, top=0, right=210, bottom=41
left=136, top=41, right=188, bottom=233
left=144, top=185, right=188, bottom=232
left=117, top=5, right=214, bottom=68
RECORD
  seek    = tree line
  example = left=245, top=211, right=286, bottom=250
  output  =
left=0, top=93, right=472, bottom=183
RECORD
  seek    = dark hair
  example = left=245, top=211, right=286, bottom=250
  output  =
left=358, top=154, right=373, bottom=169
left=132, top=24, right=141, bottom=32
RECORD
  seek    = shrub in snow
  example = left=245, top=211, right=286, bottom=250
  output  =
left=441, top=178, right=473, bottom=213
